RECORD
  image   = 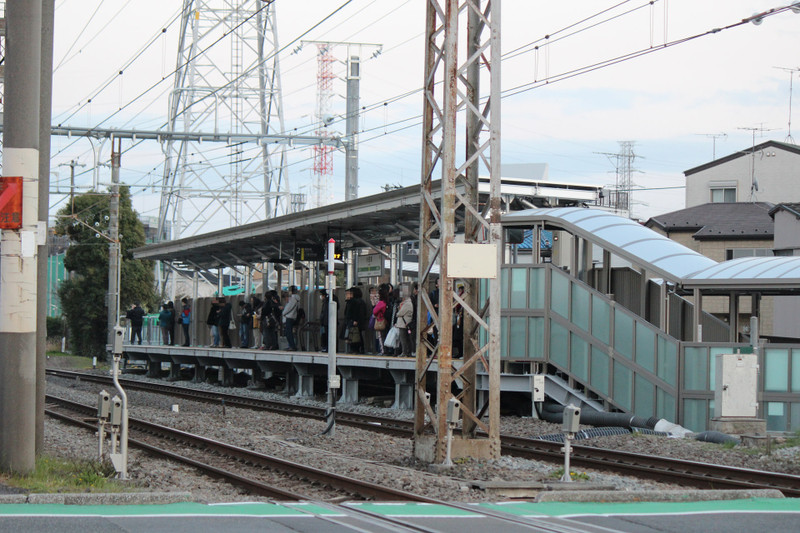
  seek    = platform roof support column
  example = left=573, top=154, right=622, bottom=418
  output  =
left=729, top=292, right=739, bottom=343
left=602, top=250, right=611, bottom=294
left=694, top=288, right=702, bottom=342
left=414, top=0, right=502, bottom=463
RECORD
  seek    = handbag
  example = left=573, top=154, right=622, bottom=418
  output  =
left=375, top=317, right=387, bottom=331
left=384, top=326, right=399, bottom=348
left=348, top=326, right=361, bottom=344
left=368, top=314, right=376, bottom=330
left=229, top=318, right=235, bottom=330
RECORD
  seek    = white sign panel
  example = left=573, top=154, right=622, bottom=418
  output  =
left=446, top=243, right=498, bottom=279
left=356, top=253, right=385, bottom=279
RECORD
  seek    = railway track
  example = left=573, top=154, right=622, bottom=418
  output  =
left=47, top=368, right=800, bottom=497
left=45, top=394, right=437, bottom=503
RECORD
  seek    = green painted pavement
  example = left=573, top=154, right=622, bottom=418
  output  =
left=0, top=501, right=343, bottom=517
left=479, top=498, right=800, bottom=517
left=1, top=498, right=798, bottom=518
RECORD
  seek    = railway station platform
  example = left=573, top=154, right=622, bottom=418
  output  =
left=122, top=343, right=597, bottom=413
left=0, top=496, right=798, bottom=532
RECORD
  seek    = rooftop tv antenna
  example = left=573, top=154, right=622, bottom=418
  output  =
left=774, top=66, right=800, bottom=144
left=695, top=132, right=728, bottom=159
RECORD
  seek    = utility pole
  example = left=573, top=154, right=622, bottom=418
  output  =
left=58, top=160, right=86, bottom=215
left=107, top=138, right=121, bottom=355
left=36, top=0, right=56, bottom=456
left=1, top=0, right=43, bottom=474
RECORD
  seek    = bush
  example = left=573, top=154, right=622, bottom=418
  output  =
left=46, top=316, right=64, bottom=339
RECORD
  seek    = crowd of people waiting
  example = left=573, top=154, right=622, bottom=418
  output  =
left=129, top=278, right=466, bottom=357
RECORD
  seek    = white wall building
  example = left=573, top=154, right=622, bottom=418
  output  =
left=684, top=140, right=800, bottom=208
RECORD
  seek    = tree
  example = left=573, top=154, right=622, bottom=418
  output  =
left=55, top=187, right=157, bottom=357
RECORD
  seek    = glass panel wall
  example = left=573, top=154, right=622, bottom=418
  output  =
left=657, top=336, right=677, bottom=387
left=571, top=283, right=590, bottom=332
left=510, top=268, right=527, bottom=309
left=501, top=268, right=509, bottom=309
left=570, top=333, right=589, bottom=382
left=614, top=309, right=633, bottom=360
left=635, top=322, right=656, bottom=373
left=551, top=271, right=569, bottom=318
left=766, top=402, right=787, bottom=431
left=684, top=347, right=709, bottom=390
left=683, top=399, right=708, bottom=432
left=634, top=374, right=655, bottom=418
left=591, top=295, right=610, bottom=345
left=591, top=347, right=609, bottom=395
left=529, top=317, right=544, bottom=359
left=529, top=268, right=545, bottom=310
left=765, top=349, right=790, bottom=392
left=613, top=362, right=633, bottom=410
left=509, top=317, right=526, bottom=359
left=793, top=350, right=800, bottom=393
left=550, top=320, right=569, bottom=368
left=657, top=388, right=676, bottom=421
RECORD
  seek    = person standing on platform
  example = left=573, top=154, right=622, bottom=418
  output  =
left=207, top=299, right=220, bottom=347
left=180, top=297, right=191, bottom=346
left=395, top=285, right=414, bottom=357
left=372, top=286, right=389, bottom=355
left=217, top=297, right=233, bottom=348
left=282, top=286, right=300, bottom=351
left=261, top=290, right=281, bottom=350
left=167, top=300, right=177, bottom=345
left=158, top=304, right=173, bottom=346
left=126, top=302, right=145, bottom=345
left=238, top=300, right=253, bottom=348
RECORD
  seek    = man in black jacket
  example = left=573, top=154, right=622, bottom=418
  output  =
left=126, top=303, right=145, bottom=345
left=217, top=297, right=233, bottom=348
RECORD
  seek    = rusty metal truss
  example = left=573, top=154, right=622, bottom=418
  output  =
left=414, top=0, right=502, bottom=463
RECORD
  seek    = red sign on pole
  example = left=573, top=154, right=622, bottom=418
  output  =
left=0, top=176, right=23, bottom=230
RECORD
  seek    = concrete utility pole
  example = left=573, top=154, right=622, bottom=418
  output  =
left=107, top=138, right=122, bottom=354
left=36, top=0, right=56, bottom=455
left=344, top=51, right=360, bottom=201
left=0, top=0, right=43, bottom=474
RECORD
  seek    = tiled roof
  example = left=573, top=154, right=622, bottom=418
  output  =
left=645, top=202, right=774, bottom=241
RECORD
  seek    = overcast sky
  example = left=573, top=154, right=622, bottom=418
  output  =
left=47, top=0, right=800, bottom=229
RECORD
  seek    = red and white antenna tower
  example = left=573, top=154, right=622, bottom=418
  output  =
left=312, top=44, right=335, bottom=208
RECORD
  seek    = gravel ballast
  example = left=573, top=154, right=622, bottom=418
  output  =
left=35, top=365, right=800, bottom=503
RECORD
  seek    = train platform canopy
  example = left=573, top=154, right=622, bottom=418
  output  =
left=133, top=180, right=461, bottom=271
left=133, top=177, right=603, bottom=271
left=503, top=207, right=800, bottom=295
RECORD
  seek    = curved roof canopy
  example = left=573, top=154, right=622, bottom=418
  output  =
left=503, top=207, right=717, bottom=282
left=503, top=207, right=800, bottom=294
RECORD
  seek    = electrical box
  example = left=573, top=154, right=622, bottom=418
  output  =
left=97, top=390, right=111, bottom=419
left=715, top=353, right=759, bottom=418
left=532, top=375, right=545, bottom=403
left=113, top=325, right=125, bottom=354
left=110, top=395, right=123, bottom=426
left=562, top=405, right=581, bottom=433
left=446, top=398, right=461, bottom=425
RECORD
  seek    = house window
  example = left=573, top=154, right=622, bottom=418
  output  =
left=710, top=187, right=736, bottom=203
left=726, top=248, right=773, bottom=260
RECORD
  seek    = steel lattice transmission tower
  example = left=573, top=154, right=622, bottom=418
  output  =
left=159, top=0, right=288, bottom=241
left=415, top=0, right=502, bottom=463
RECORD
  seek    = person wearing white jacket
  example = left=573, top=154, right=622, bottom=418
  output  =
left=394, top=285, right=414, bottom=357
